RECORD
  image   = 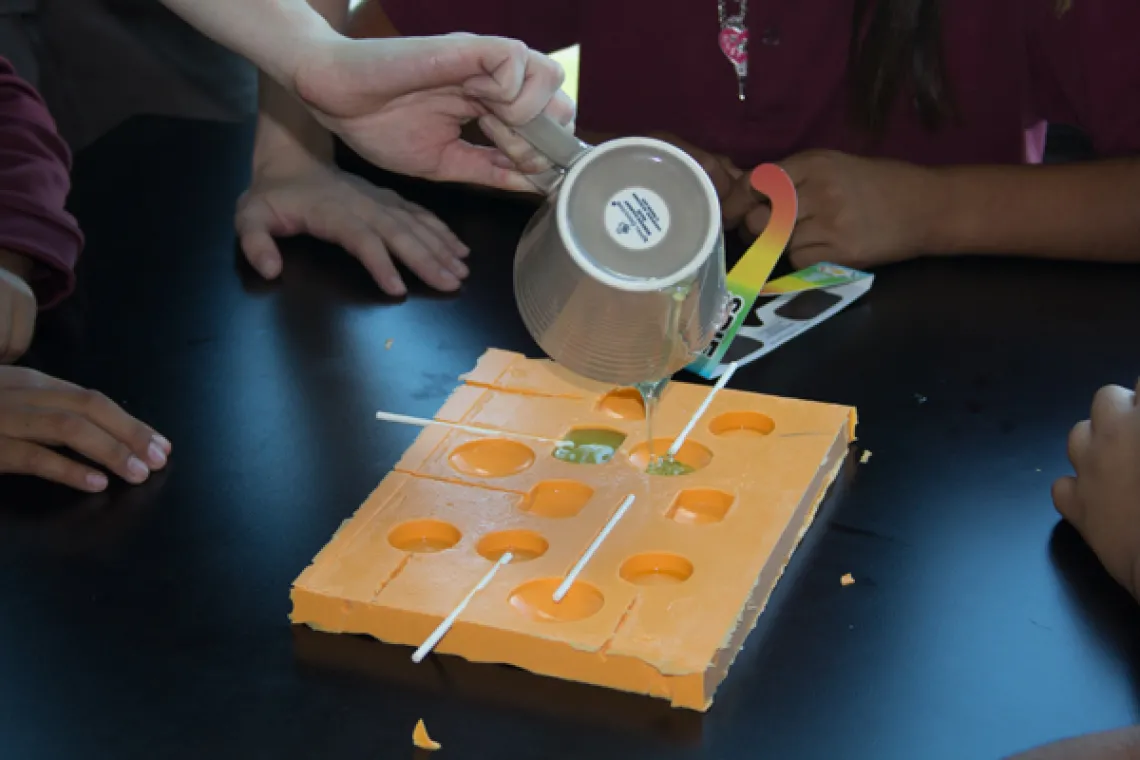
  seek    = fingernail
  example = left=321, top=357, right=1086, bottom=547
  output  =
left=450, top=259, right=469, bottom=278
left=454, top=245, right=470, bottom=258
left=386, top=277, right=407, bottom=296
left=86, top=472, right=108, bottom=491
left=255, top=256, right=282, bottom=279
left=147, top=441, right=167, bottom=468
left=153, top=434, right=172, bottom=454
left=127, top=456, right=150, bottom=483
left=438, top=269, right=461, bottom=289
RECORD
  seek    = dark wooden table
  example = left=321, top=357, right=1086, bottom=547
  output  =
left=1, top=116, right=1138, bottom=760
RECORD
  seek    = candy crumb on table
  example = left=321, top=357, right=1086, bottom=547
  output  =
left=413, top=719, right=440, bottom=751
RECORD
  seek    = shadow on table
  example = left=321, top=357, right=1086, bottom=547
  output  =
left=1048, top=520, right=1140, bottom=699
left=229, top=235, right=465, bottom=307
left=291, top=625, right=705, bottom=747
left=0, top=466, right=169, bottom=557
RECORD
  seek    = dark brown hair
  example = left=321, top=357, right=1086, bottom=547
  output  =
left=849, top=0, right=954, bottom=134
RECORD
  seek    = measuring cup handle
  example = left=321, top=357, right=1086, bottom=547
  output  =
left=523, top=167, right=565, bottom=195
left=748, top=164, right=799, bottom=252
left=514, top=112, right=589, bottom=171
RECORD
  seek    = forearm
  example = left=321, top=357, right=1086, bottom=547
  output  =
left=1004, top=726, right=1140, bottom=760
left=158, top=0, right=341, bottom=92
left=926, top=159, right=1140, bottom=261
left=0, top=58, right=82, bottom=307
left=252, top=0, right=349, bottom=169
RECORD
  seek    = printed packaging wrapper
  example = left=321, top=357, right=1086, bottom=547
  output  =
left=687, top=263, right=874, bottom=379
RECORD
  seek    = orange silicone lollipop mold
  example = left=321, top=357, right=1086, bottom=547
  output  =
left=388, top=519, right=462, bottom=553
left=289, top=348, right=858, bottom=712
left=708, top=410, right=775, bottom=436
left=449, top=438, right=536, bottom=477
left=519, top=480, right=595, bottom=518
left=627, top=438, right=714, bottom=473
left=509, top=578, right=606, bottom=623
left=619, top=553, right=695, bottom=586
left=476, top=530, right=549, bottom=563
left=666, top=488, right=736, bottom=525
left=596, top=387, right=647, bottom=420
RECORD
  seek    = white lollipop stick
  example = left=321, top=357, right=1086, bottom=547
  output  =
left=553, top=494, right=636, bottom=603
left=376, top=411, right=562, bottom=445
left=665, top=361, right=739, bottom=458
left=412, top=551, right=513, bottom=664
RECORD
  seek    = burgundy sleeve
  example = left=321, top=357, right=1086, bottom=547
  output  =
left=378, top=0, right=578, bottom=55
left=0, top=56, right=83, bottom=309
left=1027, top=0, right=1140, bottom=157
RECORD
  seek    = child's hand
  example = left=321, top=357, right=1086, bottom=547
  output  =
left=732, top=150, right=938, bottom=270
left=0, top=250, right=37, bottom=364
left=0, top=366, right=171, bottom=493
left=235, top=158, right=469, bottom=298
left=1053, top=381, right=1140, bottom=602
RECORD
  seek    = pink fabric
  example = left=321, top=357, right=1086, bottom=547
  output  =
left=381, top=0, right=1140, bottom=168
left=0, top=56, right=83, bottom=308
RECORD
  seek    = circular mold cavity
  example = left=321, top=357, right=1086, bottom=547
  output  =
left=709, top=410, right=775, bottom=437
left=476, top=530, right=549, bottom=563
left=519, top=480, right=595, bottom=518
left=628, top=438, right=713, bottom=474
left=667, top=488, right=735, bottom=524
left=509, top=578, right=605, bottom=622
left=619, top=553, right=694, bottom=586
left=552, top=427, right=628, bottom=465
left=449, top=438, right=535, bottom=478
left=388, top=519, right=461, bottom=553
left=597, top=388, right=647, bottom=420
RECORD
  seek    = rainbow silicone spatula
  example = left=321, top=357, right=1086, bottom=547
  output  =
left=687, top=163, right=798, bottom=378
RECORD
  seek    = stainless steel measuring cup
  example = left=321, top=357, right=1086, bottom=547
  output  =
left=511, top=115, right=729, bottom=386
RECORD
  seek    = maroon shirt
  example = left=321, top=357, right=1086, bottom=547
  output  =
left=380, top=0, right=1140, bottom=169
left=0, top=57, right=83, bottom=309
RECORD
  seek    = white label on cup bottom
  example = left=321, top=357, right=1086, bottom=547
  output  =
left=603, top=187, right=671, bottom=250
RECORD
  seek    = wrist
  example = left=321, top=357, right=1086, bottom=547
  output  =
left=909, top=165, right=958, bottom=257
left=292, top=34, right=359, bottom=117
left=253, top=63, right=336, bottom=178
left=251, top=139, right=330, bottom=183
left=252, top=118, right=335, bottom=175
left=261, top=6, right=345, bottom=96
left=0, top=249, right=34, bottom=280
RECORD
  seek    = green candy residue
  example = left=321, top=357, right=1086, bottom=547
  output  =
left=552, top=428, right=628, bottom=465
left=553, top=443, right=616, bottom=465
left=645, top=455, right=695, bottom=477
